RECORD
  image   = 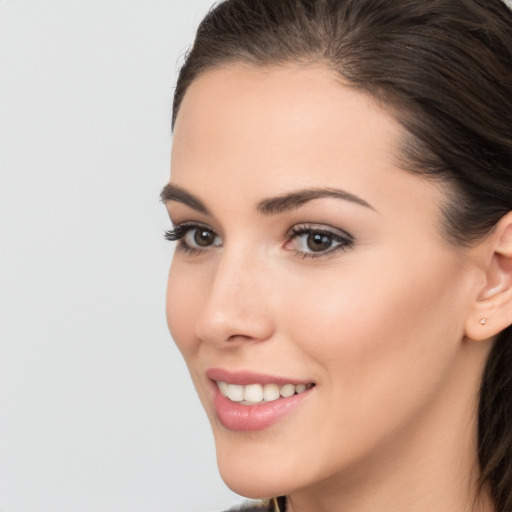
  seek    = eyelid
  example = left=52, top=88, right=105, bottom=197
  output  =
left=164, top=221, right=217, bottom=241
left=288, top=223, right=354, bottom=243
left=295, top=220, right=350, bottom=232
left=164, top=221, right=355, bottom=259
left=286, top=223, right=355, bottom=259
left=164, top=221, right=223, bottom=256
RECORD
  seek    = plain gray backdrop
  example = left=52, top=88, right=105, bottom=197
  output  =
left=1, top=1, right=512, bottom=512
left=0, top=1, right=240, bottom=511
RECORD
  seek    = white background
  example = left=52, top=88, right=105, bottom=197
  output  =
left=0, top=1, right=240, bottom=511
left=2, top=1, right=512, bottom=512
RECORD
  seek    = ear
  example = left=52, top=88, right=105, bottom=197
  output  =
left=465, top=211, right=512, bottom=341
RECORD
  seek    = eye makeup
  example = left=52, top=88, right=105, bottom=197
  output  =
left=286, top=223, right=355, bottom=259
left=165, top=221, right=355, bottom=260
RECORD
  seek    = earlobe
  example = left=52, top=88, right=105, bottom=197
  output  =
left=465, top=212, right=512, bottom=342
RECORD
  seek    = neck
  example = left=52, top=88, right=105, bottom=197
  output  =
left=286, top=340, right=494, bottom=512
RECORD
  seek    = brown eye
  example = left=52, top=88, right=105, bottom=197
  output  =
left=194, top=228, right=216, bottom=247
left=286, top=224, right=354, bottom=258
left=307, top=232, right=334, bottom=252
left=183, top=225, right=222, bottom=249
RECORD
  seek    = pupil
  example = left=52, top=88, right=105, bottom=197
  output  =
left=307, top=233, right=332, bottom=252
left=194, top=229, right=214, bottom=247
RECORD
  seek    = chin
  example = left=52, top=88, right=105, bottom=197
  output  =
left=213, top=439, right=290, bottom=499
left=218, top=464, right=289, bottom=500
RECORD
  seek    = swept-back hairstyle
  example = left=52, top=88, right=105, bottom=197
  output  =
left=172, top=0, right=512, bottom=509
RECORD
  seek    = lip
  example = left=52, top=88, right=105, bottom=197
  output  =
left=207, top=368, right=315, bottom=432
left=206, top=367, right=312, bottom=386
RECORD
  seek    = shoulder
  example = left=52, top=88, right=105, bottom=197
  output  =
left=223, top=500, right=274, bottom=512
left=223, top=496, right=286, bottom=512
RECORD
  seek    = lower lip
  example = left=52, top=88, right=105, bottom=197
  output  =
left=212, top=384, right=313, bottom=432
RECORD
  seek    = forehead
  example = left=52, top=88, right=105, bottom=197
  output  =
left=175, top=63, right=399, bottom=138
left=170, top=64, right=444, bottom=225
left=173, top=65, right=398, bottom=176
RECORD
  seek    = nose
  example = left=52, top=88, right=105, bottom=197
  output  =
left=194, top=248, right=275, bottom=347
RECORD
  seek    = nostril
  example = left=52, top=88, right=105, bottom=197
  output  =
left=195, top=306, right=275, bottom=346
left=226, top=333, right=258, bottom=343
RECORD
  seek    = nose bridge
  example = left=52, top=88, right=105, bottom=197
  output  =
left=195, top=244, right=274, bottom=345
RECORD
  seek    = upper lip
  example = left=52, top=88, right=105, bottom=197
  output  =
left=206, top=367, right=314, bottom=386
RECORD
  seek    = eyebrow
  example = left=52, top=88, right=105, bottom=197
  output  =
left=160, top=183, right=374, bottom=215
left=256, top=187, right=375, bottom=215
left=160, top=183, right=210, bottom=214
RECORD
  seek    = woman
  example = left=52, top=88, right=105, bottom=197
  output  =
left=162, top=1, right=512, bottom=511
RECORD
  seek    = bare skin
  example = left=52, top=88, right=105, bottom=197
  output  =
left=164, top=64, right=512, bottom=512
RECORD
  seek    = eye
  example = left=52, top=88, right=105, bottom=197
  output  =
left=164, top=223, right=222, bottom=253
left=285, top=224, right=354, bottom=258
left=185, top=227, right=220, bottom=248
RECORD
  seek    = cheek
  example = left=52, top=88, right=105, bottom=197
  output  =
left=279, top=250, right=467, bottom=400
left=260, top=253, right=469, bottom=481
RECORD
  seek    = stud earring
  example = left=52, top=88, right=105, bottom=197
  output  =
left=480, top=318, right=487, bottom=325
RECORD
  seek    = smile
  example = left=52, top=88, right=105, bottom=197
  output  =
left=207, top=368, right=316, bottom=431
left=216, top=381, right=314, bottom=405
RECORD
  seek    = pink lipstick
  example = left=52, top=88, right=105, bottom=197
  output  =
left=207, top=368, right=315, bottom=431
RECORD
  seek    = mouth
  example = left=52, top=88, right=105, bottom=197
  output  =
left=207, top=368, right=316, bottom=431
left=215, top=380, right=315, bottom=405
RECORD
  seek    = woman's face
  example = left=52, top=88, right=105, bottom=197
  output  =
left=164, top=65, right=481, bottom=499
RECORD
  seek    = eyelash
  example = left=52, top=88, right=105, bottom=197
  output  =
left=288, top=224, right=354, bottom=259
left=164, top=222, right=215, bottom=256
left=164, top=222, right=354, bottom=259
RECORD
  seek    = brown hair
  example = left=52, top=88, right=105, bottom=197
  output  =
left=172, top=0, right=512, bottom=509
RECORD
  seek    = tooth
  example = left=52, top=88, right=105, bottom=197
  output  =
left=280, top=383, right=295, bottom=398
left=227, top=384, right=244, bottom=402
left=217, top=381, right=228, bottom=397
left=244, top=384, right=263, bottom=403
left=263, top=383, right=280, bottom=402
left=221, top=380, right=311, bottom=403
